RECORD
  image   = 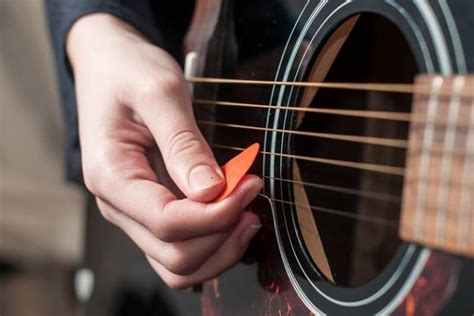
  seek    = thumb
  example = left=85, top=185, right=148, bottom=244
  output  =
left=135, top=73, right=225, bottom=202
left=160, top=127, right=225, bottom=202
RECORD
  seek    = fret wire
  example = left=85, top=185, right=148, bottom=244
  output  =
left=211, top=143, right=405, bottom=176
left=412, top=77, right=443, bottom=240
left=435, top=77, right=465, bottom=244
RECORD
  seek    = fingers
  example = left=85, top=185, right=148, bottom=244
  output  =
left=96, top=199, right=230, bottom=275
left=79, top=110, right=262, bottom=242
left=69, top=30, right=264, bottom=289
left=146, top=211, right=262, bottom=289
left=105, top=174, right=262, bottom=241
left=132, top=72, right=225, bottom=202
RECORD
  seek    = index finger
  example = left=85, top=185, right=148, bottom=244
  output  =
left=107, top=174, right=262, bottom=242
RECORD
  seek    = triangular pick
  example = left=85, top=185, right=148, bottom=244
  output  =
left=214, top=143, right=260, bottom=202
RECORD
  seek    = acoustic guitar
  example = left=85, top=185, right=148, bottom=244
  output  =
left=183, top=1, right=474, bottom=314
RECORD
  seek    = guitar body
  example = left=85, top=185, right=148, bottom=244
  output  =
left=188, top=1, right=474, bottom=315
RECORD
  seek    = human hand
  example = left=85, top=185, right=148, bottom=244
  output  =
left=67, top=13, right=262, bottom=288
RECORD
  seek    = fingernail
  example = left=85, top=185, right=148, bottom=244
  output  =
left=189, top=165, right=223, bottom=191
left=240, top=224, right=262, bottom=246
left=240, top=179, right=262, bottom=209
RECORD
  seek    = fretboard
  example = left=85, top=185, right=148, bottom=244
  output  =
left=400, top=74, right=474, bottom=257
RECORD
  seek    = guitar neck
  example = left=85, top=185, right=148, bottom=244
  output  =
left=400, top=74, right=474, bottom=257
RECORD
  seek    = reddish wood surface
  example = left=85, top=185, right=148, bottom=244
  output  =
left=393, top=251, right=459, bottom=316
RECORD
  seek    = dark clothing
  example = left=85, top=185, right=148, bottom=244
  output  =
left=44, top=0, right=193, bottom=182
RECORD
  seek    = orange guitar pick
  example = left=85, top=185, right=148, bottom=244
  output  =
left=214, top=143, right=260, bottom=202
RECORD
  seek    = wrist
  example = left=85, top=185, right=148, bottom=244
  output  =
left=66, top=13, right=148, bottom=71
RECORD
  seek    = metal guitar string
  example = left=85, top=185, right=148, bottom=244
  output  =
left=269, top=197, right=398, bottom=228
left=211, top=143, right=472, bottom=186
left=213, top=144, right=404, bottom=175
left=209, top=144, right=470, bottom=222
left=198, top=120, right=469, bottom=157
left=210, top=144, right=404, bottom=225
left=264, top=175, right=401, bottom=203
left=199, top=120, right=408, bottom=148
left=189, top=78, right=472, bottom=229
left=193, top=98, right=472, bottom=129
left=254, top=194, right=395, bottom=242
left=194, top=98, right=413, bottom=121
left=188, top=76, right=473, bottom=97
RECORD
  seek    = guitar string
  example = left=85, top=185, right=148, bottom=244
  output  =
left=188, top=77, right=474, bottom=98
left=198, top=120, right=468, bottom=155
left=213, top=143, right=405, bottom=203
left=261, top=181, right=462, bottom=227
left=267, top=197, right=399, bottom=228
left=193, top=99, right=471, bottom=129
left=195, top=99, right=412, bottom=121
left=188, top=78, right=472, bottom=229
left=211, top=144, right=473, bottom=186
left=211, top=144, right=405, bottom=176
left=263, top=176, right=401, bottom=203
left=199, top=120, right=408, bottom=148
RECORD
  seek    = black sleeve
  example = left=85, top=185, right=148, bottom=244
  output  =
left=44, top=0, right=162, bottom=182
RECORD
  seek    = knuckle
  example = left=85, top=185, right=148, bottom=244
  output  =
left=82, top=161, right=103, bottom=195
left=82, top=150, right=120, bottom=197
left=135, top=72, right=183, bottom=103
left=153, top=222, right=179, bottom=244
left=155, top=227, right=182, bottom=243
left=154, top=223, right=173, bottom=242
left=98, top=204, right=114, bottom=223
left=136, top=77, right=161, bottom=101
left=162, top=250, right=196, bottom=275
left=206, top=204, right=239, bottom=232
left=166, top=129, right=203, bottom=160
left=159, top=72, right=184, bottom=94
left=151, top=204, right=174, bottom=242
left=147, top=259, right=188, bottom=289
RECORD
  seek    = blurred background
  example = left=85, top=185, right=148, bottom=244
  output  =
left=0, top=0, right=85, bottom=314
left=0, top=1, right=199, bottom=315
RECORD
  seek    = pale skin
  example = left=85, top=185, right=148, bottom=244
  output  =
left=67, top=13, right=262, bottom=289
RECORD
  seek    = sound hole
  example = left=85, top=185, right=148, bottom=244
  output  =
left=294, top=14, right=417, bottom=287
